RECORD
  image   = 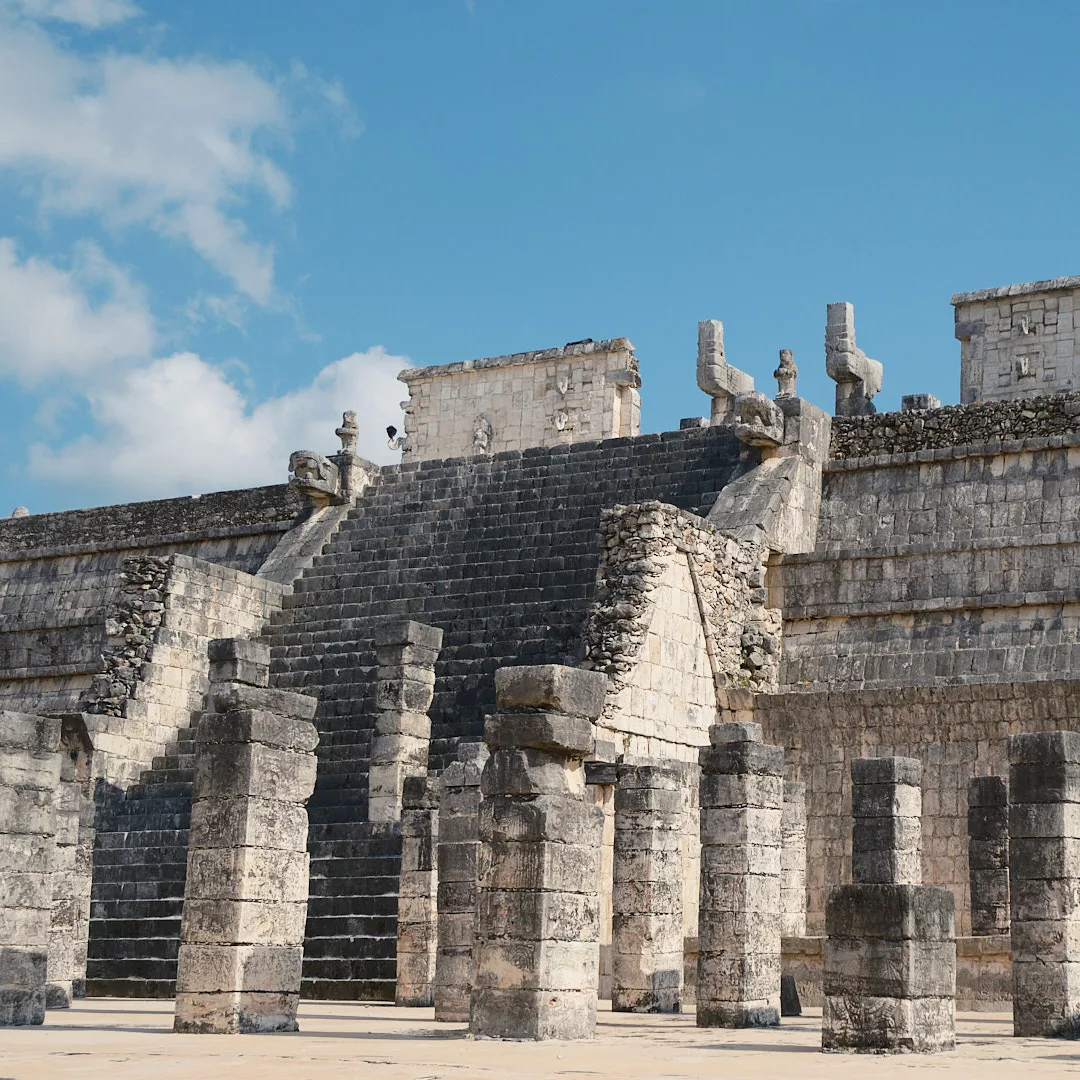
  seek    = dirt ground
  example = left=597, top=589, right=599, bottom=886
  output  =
left=1, top=999, right=1078, bottom=1080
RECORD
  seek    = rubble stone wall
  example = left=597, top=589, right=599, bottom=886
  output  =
left=830, top=396, right=1080, bottom=460
left=755, top=678, right=1080, bottom=936
left=583, top=502, right=779, bottom=764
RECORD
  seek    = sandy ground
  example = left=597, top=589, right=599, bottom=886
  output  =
left=1, top=1000, right=1079, bottom=1080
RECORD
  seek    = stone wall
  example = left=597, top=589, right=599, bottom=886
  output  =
left=398, top=340, right=641, bottom=462
left=953, top=277, right=1080, bottom=403
left=0, top=488, right=300, bottom=719
left=778, top=437, right=1080, bottom=691
left=0, top=485, right=302, bottom=555
left=830, top=398, right=1080, bottom=460
left=755, top=678, right=1080, bottom=935
left=84, top=555, right=284, bottom=786
left=583, top=501, right=779, bottom=763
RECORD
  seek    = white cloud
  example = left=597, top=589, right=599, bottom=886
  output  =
left=28, top=348, right=408, bottom=499
left=0, top=237, right=155, bottom=383
left=4, top=0, right=139, bottom=27
left=0, top=20, right=293, bottom=302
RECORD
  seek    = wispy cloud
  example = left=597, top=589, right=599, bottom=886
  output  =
left=0, top=17, right=296, bottom=303
left=0, top=238, right=155, bottom=383
left=3, top=0, right=140, bottom=28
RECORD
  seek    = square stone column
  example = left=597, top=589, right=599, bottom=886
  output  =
left=968, top=776, right=1009, bottom=937
left=470, top=665, right=607, bottom=1041
left=434, top=740, right=487, bottom=1022
left=611, top=763, right=684, bottom=1013
left=173, top=640, right=318, bottom=1034
left=1008, top=731, right=1080, bottom=1037
left=46, top=718, right=93, bottom=1009
left=697, top=721, right=783, bottom=1028
left=396, top=775, right=439, bottom=1007
left=851, top=756, right=921, bottom=886
left=781, top=780, right=807, bottom=938
left=0, top=711, right=61, bottom=1027
left=369, top=621, right=442, bottom=824
left=823, top=756, right=955, bottom=1054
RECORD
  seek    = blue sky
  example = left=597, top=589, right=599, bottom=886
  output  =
left=2, top=0, right=1079, bottom=514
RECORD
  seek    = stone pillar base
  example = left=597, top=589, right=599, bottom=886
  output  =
left=470, top=988, right=597, bottom=1041
left=823, top=883, right=955, bottom=1054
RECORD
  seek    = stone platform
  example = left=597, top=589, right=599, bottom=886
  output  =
left=0, top=1000, right=1070, bottom=1079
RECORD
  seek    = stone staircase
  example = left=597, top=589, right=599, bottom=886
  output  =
left=85, top=425, right=743, bottom=1001
left=85, top=728, right=195, bottom=997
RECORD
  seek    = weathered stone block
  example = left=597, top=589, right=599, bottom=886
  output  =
left=480, top=748, right=585, bottom=798
left=476, top=840, right=600, bottom=892
left=478, top=794, right=601, bottom=846
left=851, top=757, right=921, bottom=787
left=469, top=987, right=596, bottom=1041
left=179, top=899, right=308, bottom=947
left=210, top=684, right=317, bottom=722
left=483, top=711, right=595, bottom=755
left=825, top=884, right=955, bottom=942
left=198, top=710, right=319, bottom=753
left=188, top=797, right=309, bottom=851
left=174, top=990, right=300, bottom=1034
left=700, top=742, right=784, bottom=777
left=494, top=665, right=608, bottom=719
left=175, top=943, right=303, bottom=994
left=822, top=994, right=955, bottom=1053
left=194, top=741, right=317, bottom=803
left=207, top=638, right=270, bottom=688
left=185, top=847, right=310, bottom=904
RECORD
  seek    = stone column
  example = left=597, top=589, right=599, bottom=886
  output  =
left=1008, top=731, right=1080, bottom=1037
left=697, top=721, right=783, bottom=1028
left=369, top=621, right=443, bottom=824
left=823, top=756, right=955, bottom=1054
left=434, top=740, right=487, bottom=1022
left=46, top=719, right=93, bottom=1008
left=470, top=664, right=607, bottom=1041
left=968, top=775, right=1009, bottom=937
left=851, top=756, right=921, bottom=886
left=0, top=711, right=61, bottom=1027
left=781, top=780, right=807, bottom=938
left=611, top=763, right=683, bottom=1013
left=173, top=638, right=318, bottom=1034
left=396, top=775, right=439, bottom=1007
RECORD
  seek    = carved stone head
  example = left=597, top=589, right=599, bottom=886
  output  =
left=732, top=391, right=785, bottom=448
left=288, top=450, right=340, bottom=504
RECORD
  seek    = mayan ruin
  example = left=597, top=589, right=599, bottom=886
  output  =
left=2, top=270, right=1080, bottom=1078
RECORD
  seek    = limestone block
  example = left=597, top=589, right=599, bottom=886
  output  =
left=483, top=711, right=595, bottom=755
left=494, top=665, right=608, bottom=720
left=476, top=840, right=601, bottom=892
left=822, top=994, right=955, bottom=1053
left=184, top=847, right=310, bottom=904
left=179, top=899, right=308, bottom=946
left=478, top=794, right=601, bottom=846
left=469, top=987, right=596, bottom=1041
left=189, top=797, right=309, bottom=851
left=207, top=638, right=269, bottom=688
left=480, top=748, right=585, bottom=798
left=197, top=710, right=319, bottom=754
left=174, top=990, right=301, bottom=1034
left=473, top=939, right=598, bottom=991
left=194, top=741, right=317, bottom=804
left=210, top=684, right=317, bottom=722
